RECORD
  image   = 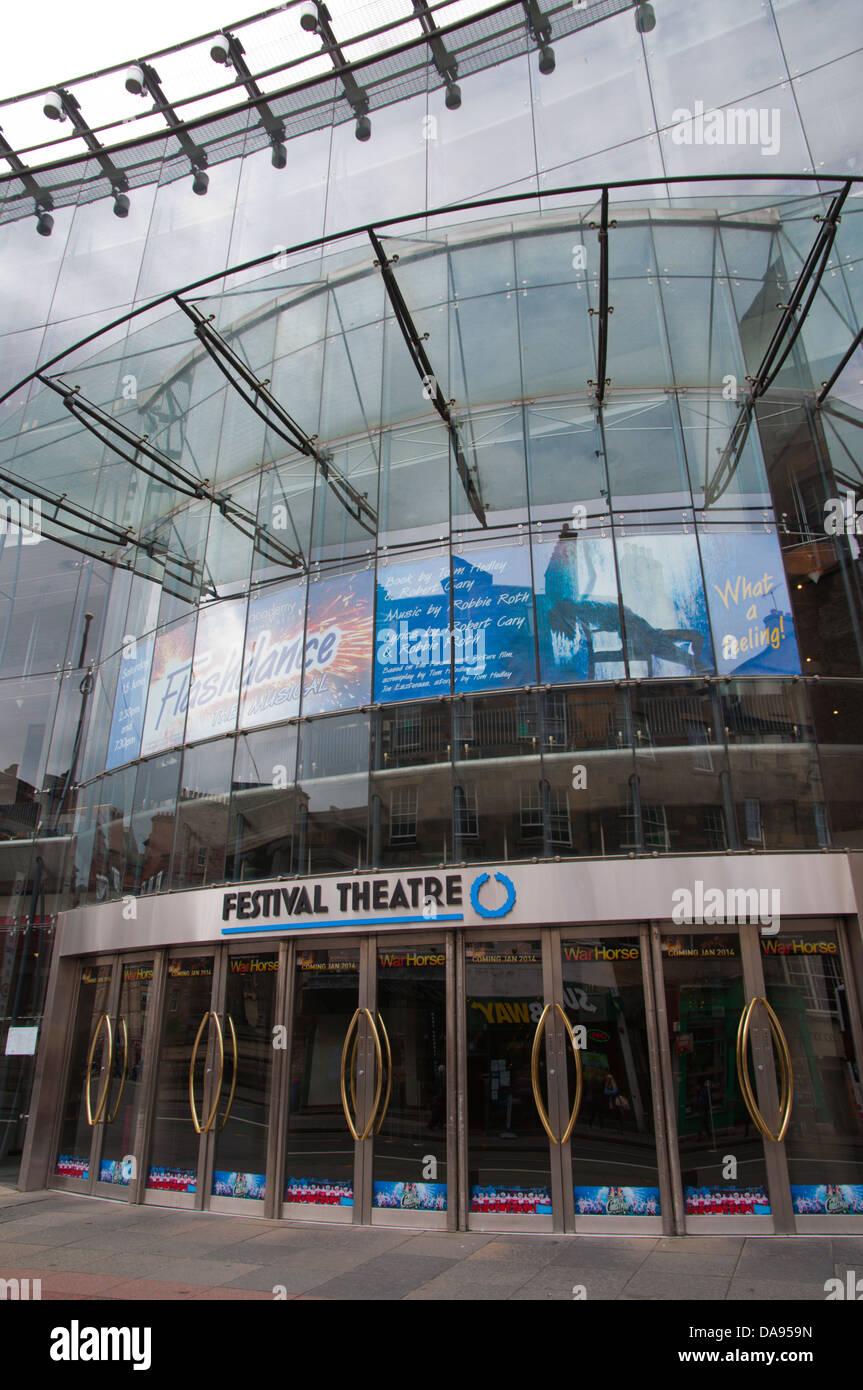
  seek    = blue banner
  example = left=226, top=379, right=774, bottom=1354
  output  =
left=700, top=531, right=800, bottom=676
left=374, top=556, right=452, bottom=702
left=105, top=637, right=154, bottom=770
left=453, top=545, right=537, bottom=692
left=617, top=532, right=714, bottom=677
left=535, top=532, right=624, bottom=682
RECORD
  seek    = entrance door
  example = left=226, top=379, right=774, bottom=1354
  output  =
left=758, top=920, right=863, bottom=1230
left=281, top=934, right=452, bottom=1227
left=463, top=929, right=664, bottom=1231
left=52, top=956, right=155, bottom=1198
left=656, top=924, right=791, bottom=1231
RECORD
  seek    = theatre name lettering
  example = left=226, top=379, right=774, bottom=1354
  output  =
left=222, top=874, right=464, bottom=922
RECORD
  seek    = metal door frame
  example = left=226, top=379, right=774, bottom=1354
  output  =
left=49, top=953, right=118, bottom=1195
left=650, top=919, right=788, bottom=1235
left=141, top=945, right=223, bottom=1210
left=551, top=923, right=666, bottom=1235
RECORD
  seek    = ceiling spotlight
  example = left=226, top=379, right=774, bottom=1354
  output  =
left=445, top=83, right=462, bottom=110
left=355, top=114, right=371, bottom=141
left=125, top=64, right=145, bottom=96
left=299, top=1, right=319, bottom=31
left=270, top=140, right=287, bottom=169
left=210, top=33, right=231, bottom=65
left=36, top=210, right=54, bottom=237
left=192, top=168, right=209, bottom=196
left=635, top=2, right=656, bottom=33
left=538, top=44, right=556, bottom=74
left=113, top=192, right=130, bottom=218
left=43, top=89, right=65, bottom=121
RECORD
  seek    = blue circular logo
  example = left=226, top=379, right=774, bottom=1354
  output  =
left=470, top=871, right=516, bottom=919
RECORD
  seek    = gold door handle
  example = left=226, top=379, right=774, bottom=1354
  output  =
left=359, top=1009, right=383, bottom=1142
left=530, top=1003, right=558, bottom=1144
left=106, top=1017, right=129, bottom=1124
left=189, top=1012, right=225, bottom=1135
left=736, top=997, right=794, bottom=1143
left=86, top=1013, right=113, bottom=1126
left=374, top=1012, right=393, bottom=1136
left=555, top=1003, right=584, bottom=1146
left=340, top=1009, right=362, bottom=1140
left=219, top=1015, right=239, bottom=1131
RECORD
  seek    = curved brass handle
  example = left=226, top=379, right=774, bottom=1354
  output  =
left=106, top=1017, right=129, bottom=1124
left=530, top=1003, right=557, bottom=1144
left=86, top=1014, right=113, bottom=1126
left=219, top=1015, right=239, bottom=1131
left=189, top=1012, right=225, bottom=1135
left=203, top=1012, right=225, bottom=1134
left=736, top=997, right=794, bottom=1143
left=359, top=1009, right=383, bottom=1142
left=340, top=1009, right=362, bottom=1140
left=555, top=1003, right=584, bottom=1146
left=374, top=1012, right=393, bottom=1136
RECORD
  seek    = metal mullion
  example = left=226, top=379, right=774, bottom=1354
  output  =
left=454, top=928, right=469, bottom=1230
left=444, top=929, right=458, bottom=1230
left=649, top=924, right=686, bottom=1236
left=86, top=953, right=125, bottom=1196
left=739, top=926, right=793, bottom=1233
left=546, top=929, right=576, bottom=1232
left=127, top=949, right=167, bottom=1206
left=269, top=937, right=294, bottom=1220
left=540, top=926, right=565, bottom=1232
left=640, top=924, right=675, bottom=1237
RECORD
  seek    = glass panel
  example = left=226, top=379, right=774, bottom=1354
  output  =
left=296, top=713, right=370, bottom=874
left=211, top=951, right=279, bottom=1204
left=126, top=753, right=182, bottom=896
left=808, top=682, right=863, bottom=850
left=617, top=527, right=714, bottom=677
left=661, top=932, right=771, bottom=1217
left=171, top=740, right=233, bottom=890
left=54, top=963, right=113, bottom=1180
left=562, top=938, right=660, bottom=1216
left=371, top=704, right=452, bottom=870
left=453, top=692, right=542, bottom=863
left=284, top=946, right=359, bottom=1210
left=372, top=943, right=447, bottom=1214
left=466, top=939, right=552, bottom=1218
left=722, top=679, right=825, bottom=849
left=540, top=688, right=637, bottom=857
left=631, top=684, right=732, bottom=854
left=146, top=955, right=214, bottom=1194
left=228, top=726, right=299, bottom=881
left=526, top=402, right=604, bottom=522
left=760, top=926, right=863, bottom=1216
left=97, top=961, right=154, bottom=1189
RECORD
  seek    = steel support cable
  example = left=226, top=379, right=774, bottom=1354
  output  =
left=704, top=184, right=851, bottom=506
left=174, top=295, right=377, bottom=535
left=368, top=228, right=486, bottom=526
left=37, top=373, right=305, bottom=569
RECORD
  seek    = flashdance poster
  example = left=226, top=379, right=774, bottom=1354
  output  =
left=534, top=533, right=624, bottom=683
left=184, top=598, right=247, bottom=744
left=374, top=556, right=452, bottom=703
left=105, top=636, right=154, bottom=770
left=453, top=545, right=537, bottom=693
left=699, top=531, right=800, bottom=676
left=616, top=532, right=714, bottom=677
left=301, top=568, right=373, bottom=716
left=140, top=617, right=196, bottom=757
left=239, top=580, right=306, bottom=730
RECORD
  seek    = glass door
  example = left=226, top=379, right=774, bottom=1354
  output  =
left=656, top=925, right=785, bottom=1230
left=208, top=947, right=281, bottom=1214
left=463, top=933, right=562, bottom=1230
left=758, top=920, right=863, bottom=1229
left=144, top=953, right=219, bottom=1207
left=367, top=935, right=451, bottom=1227
left=93, top=958, right=155, bottom=1199
left=555, top=932, right=664, bottom=1229
left=282, top=941, right=362, bottom=1221
left=52, top=958, right=115, bottom=1189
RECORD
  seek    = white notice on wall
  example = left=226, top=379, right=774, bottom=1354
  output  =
left=5, top=1026, right=38, bottom=1056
